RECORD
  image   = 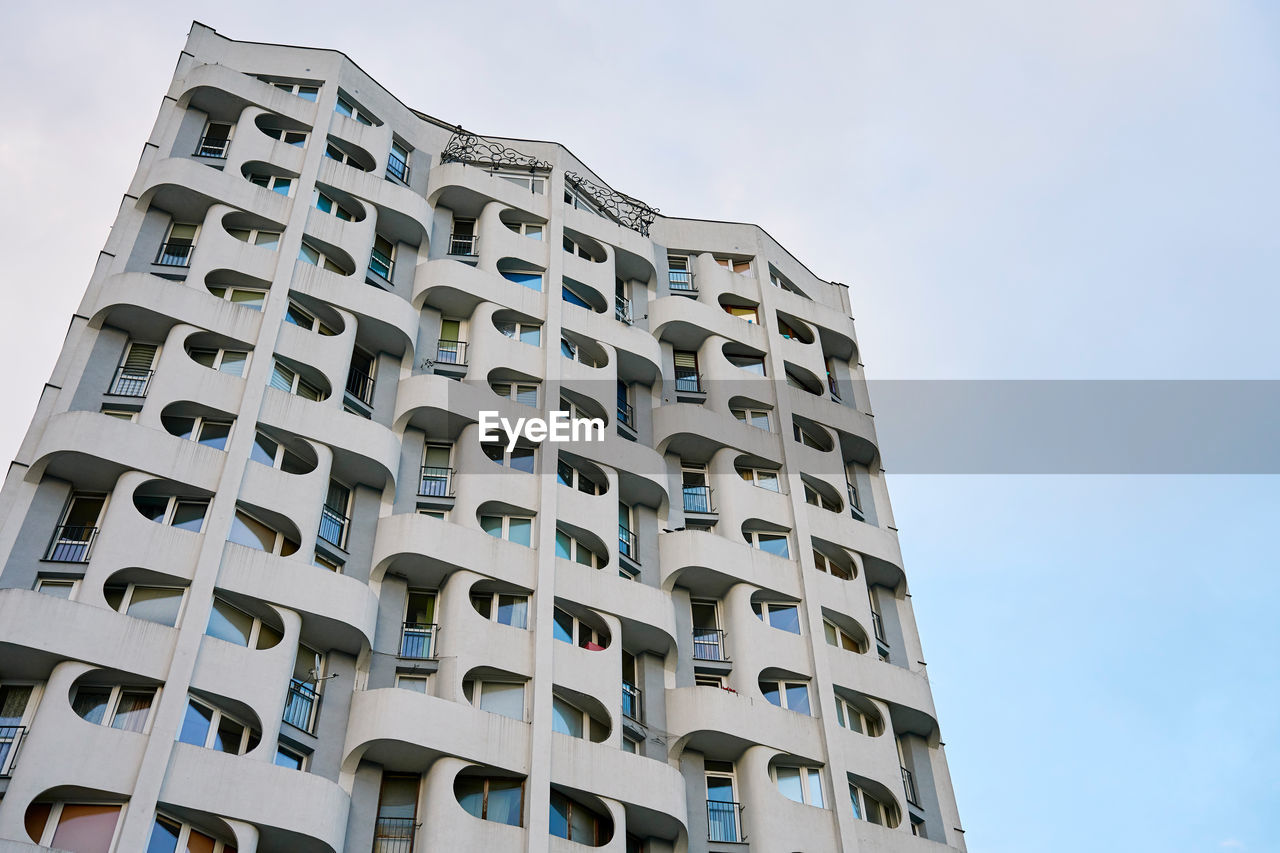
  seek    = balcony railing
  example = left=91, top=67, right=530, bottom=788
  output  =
left=345, top=367, right=375, bottom=407
left=369, top=252, right=394, bottom=281
left=386, top=153, right=410, bottom=183
left=448, top=234, right=477, bottom=256
left=155, top=241, right=194, bottom=267
left=901, top=765, right=920, bottom=807
left=399, top=622, right=438, bottom=660
left=283, top=677, right=319, bottom=733
left=706, top=800, right=743, bottom=843
left=109, top=367, right=153, bottom=397
left=682, top=485, right=714, bottom=514
left=692, top=627, right=728, bottom=662
left=372, top=816, right=416, bottom=853
left=435, top=339, right=468, bottom=365
left=615, top=295, right=633, bottom=325
left=373, top=816, right=416, bottom=853
left=618, top=524, right=637, bottom=561
left=871, top=610, right=886, bottom=644
left=45, top=525, right=98, bottom=563
left=0, top=725, right=26, bottom=777
left=318, top=505, right=350, bottom=550
left=674, top=370, right=703, bottom=394
left=621, top=680, right=643, bottom=723
left=617, top=399, right=635, bottom=430
left=418, top=466, right=454, bottom=498
left=194, top=136, right=230, bottom=158
left=668, top=270, right=696, bottom=293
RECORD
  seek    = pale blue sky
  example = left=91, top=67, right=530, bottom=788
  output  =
left=1, top=2, right=1277, bottom=850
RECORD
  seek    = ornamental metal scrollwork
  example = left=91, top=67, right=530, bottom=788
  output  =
left=564, top=171, right=659, bottom=237
left=440, top=126, right=551, bottom=172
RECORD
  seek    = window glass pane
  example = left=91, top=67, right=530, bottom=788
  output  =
left=170, top=501, right=207, bottom=532
left=456, top=777, right=484, bottom=818
left=218, top=351, right=246, bottom=377
left=507, top=518, right=531, bottom=547
left=485, top=779, right=523, bottom=826
left=166, top=416, right=196, bottom=440
left=147, top=816, right=181, bottom=853
left=549, top=790, right=570, bottom=839
left=178, top=700, right=213, bottom=746
left=478, top=682, right=523, bottom=720
left=520, top=326, right=541, bottom=346
left=126, top=587, right=183, bottom=626
left=228, top=511, right=276, bottom=552
left=254, top=232, right=279, bottom=249
left=274, top=746, right=304, bottom=770
left=111, top=690, right=154, bottom=733
left=756, top=471, right=779, bottom=492
left=808, top=769, right=825, bottom=807
left=250, top=432, right=278, bottom=466
left=775, top=767, right=804, bottom=803
left=206, top=599, right=254, bottom=646
left=849, top=785, right=863, bottom=819
left=509, top=447, right=535, bottom=473
left=72, top=687, right=112, bottom=725
left=761, top=682, right=781, bottom=707
left=501, top=271, right=543, bottom=291
left=498, top=595, right=528, bottom=628
left=51, top=805, right=122, bottom=853
left=786, top=683, right=811, bottom=715
left=214, top=716, right=244, bottom=753
left=562, top=286, right=590, bottom=309
left=769, top=605, right=801, bottom=634
left=37, top=579, right=75, bottom=599
left=551, top=697, right=583, bottom=737
left=569, top=800, right=596, bottom=842
left=186, top=829, right=217, bottom=853
left=256, top=621, right=282, bottom=649
left=758, top=534, right=790, bottom=558
left=135, top=495, right=168, bottom=523
left=196, top=421, right=230, bottom=450
left=555, top=531, right=572, bottom=560
left=480, top=516, right=502, bottom=538
left=553, top=608, right=574, bottom=644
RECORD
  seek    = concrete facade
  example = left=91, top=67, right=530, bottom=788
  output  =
left=0, top=23, right=965, bottom=853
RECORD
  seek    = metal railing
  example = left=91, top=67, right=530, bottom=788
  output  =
left=448, top=233, right=478, bottom=256
left=683, top=485, right=714, bottom=514
left=318, top=505, right=350, bottom=550
left=373, top=817, right=417, bottom=853
left=369, top=252, right=394, bottom=281
left=418, top=466, right=454, bottom=498
left=621, top=681, right=643, bottom=723
left=109, top=366, right=153, bottom=397
left=706, top=800, right=743, bottom=843
left=617, top=399, right=635, bottom=429
left=346, top=367, right=375, bottom=406
left=871, top=610, right=886, bottom=644
left=386, top=152, right=410, bottom=183
left=615, top=295, right=633, bottom=325
left=155, top=241, right=194, bottom=267
left=283, top=677, right=320, bottom=733
left=618, top=524, right=637, bottom=561
left=45, top=525, right=98, bottom=562
left=194, top=135, right=230, bottom=158
left=901, top=765, right=920, bottom=807
left=0, top=725, right=26, bottom=777
left=435, top=339, right=468, bottom=365
left=674, top=369, right=703, bottom=394
left=692, top=627, right=728, bottom=661
left=399, top=622, right=438, bottom=660
left=669, top=270, right=696, bottom=293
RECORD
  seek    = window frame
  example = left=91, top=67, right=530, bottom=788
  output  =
left=225, top=226, right=281, bottom=250
left=335, top=92, right=376, bottom=126
left=473, top=679, right=527, bottom=721
left=34, top=576, right=80, bottom=600
left=737, top=466, right=781, bottom=493
left=504, top=220, right=544, bottom=239
left=492, top=170, right=546, bottom=194
left=314, top=189, right=355, bottom=221
left=753, top=600, right=802, bottom=635
left=772, top=765, right=825, bottom=807
left=496, top=319, right=542, bottom=346
left=834, top=693, right=879, bottom=735
left=744, top=529, right=791, bottom=558
left=205, top=596, right=282, bottom=649
left=206, top=283, right=268, bottom=310
left=31, top=802, right=126, bottom=851
left=228, top=507, right=299, bottom=556
left=270, top=360, right=323, bottom=401
left=490, top=381, right=538, bottom=407
left=732, top=407, right=770, bottom=430
left=554, top=527, right=604, bottom=569
left=177, top=695, right=257, bottom=755
left=470, top=590, right=530, bottom=628
left=248, top=172, right=293, bottom=196
left=135, top=495, right=211, bottom=533
left=298, top=238, right=348, bottom=274
left=189, top=346, right=250, bottom=377
left=71, top=683, right=160, bottom=734
left=269, top=80, right=320, bottom=100
left=106, top=582, right=189, bottom=627
left=760, top=678, right=811, bottom=714
left=149, top=812, right=237, bottom=853
left=479, top=514, right=534, bottom=547
left=369, top=234, right=396, bottom=280
left=284, top=301, right=337, bottom=335
left=261, top=126, right=308, bottom=147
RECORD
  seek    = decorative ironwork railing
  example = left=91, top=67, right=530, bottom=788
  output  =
left=440, top=126, right=551, bottom=171
left=564, top=171, right=659, bottom=237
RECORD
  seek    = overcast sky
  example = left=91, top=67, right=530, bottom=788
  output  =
left=2, top=2, right=1278, bottom=851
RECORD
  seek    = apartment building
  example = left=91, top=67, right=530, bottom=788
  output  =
left=0, top=22, right=965, bottom=853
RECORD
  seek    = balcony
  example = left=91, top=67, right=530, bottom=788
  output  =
left=418, top=466, right=454, bottom=499
left=669, top=270, right=697, bottom=294
left=692, top=627, right=728, bottom=662
left=617, top=399, right=635, bottom=430
left=373, top=816, right=416, bottom=853
left=618, top=524, right=637, bottom=562
left=194, top=135, right=230, bottom=159
left=615, top=295, right=633, bottom=325
left=109, top=366, right=153, bottom=397
left=674, top=369, right=705, bottom=403
left=44, top=524, right=98, bottom=562
left=318, top=505, right=350, bottom=550
left=346, top=367, right=376, bottom=408
left=682, top=485, right=714, bottom=515
left=386, top=152, right=410, bottom=184
left=901, top=765, right=921, bottom=807
left=621, top=681, right=643, bottom=724
left=0, top=725, right=26, bottom=777
left=448, top=233, right=478, bottom=257
left=707, top=800, right=743, bottom=843
left=435, top=339, right=468, bottom=366
left=155, top=241, right=194, bottom=267
left=399, top=621, right=438, bottom=660
left=283, top=677, right=319, bottom=733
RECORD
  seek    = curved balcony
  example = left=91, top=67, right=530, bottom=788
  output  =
left=341, top=687, right=531, bottom=776
left=649, top=295, right=769, bottom=353
left=549, top=735, right=687, bottom=833
left=289, top=259, right=417, bottom=358
left=7, top=699, right=149, bottom=805
left=175, top=63, right=319, bottom=127
left=658, top=529, right=801, bottom=598
left=258, top=387, right=400, bottom=487
left=824, top=644, right=937, bottom=723
left=805, top=502, right=904, bottom=570
left=652, top=403, right=781, bottom=463
left=161, top=741, right=348, bottom=853
left=135, top=153, right=292, bottom=225
left=666, top=684, right=822, bottom=761
left=562, top=204, right=654, bottom=262
left=785, top=386, right=878, bottom=464
left=413, top=257, right=545, bottom=316
left=371, top=512, right=537, bottom=589
left=0, top=588, right=176, bottom=679
left=426, top=161, right=552, bottom=222
left=561, top=308, right=661, bottom=378
left=553, top=561, right=676, bottom=653
left=87, top=272, right=263, bottom=345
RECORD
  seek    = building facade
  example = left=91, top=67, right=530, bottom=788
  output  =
left=0, top=22, right=965, bottom=853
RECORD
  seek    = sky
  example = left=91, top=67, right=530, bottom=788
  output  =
left=1, top=1, right=1278, bottom=850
